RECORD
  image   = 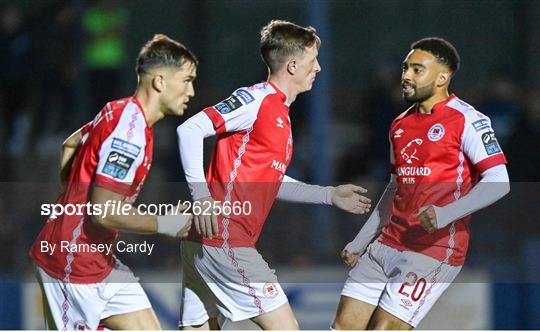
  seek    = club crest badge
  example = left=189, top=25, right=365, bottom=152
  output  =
left=428, top=123, right=445, bottom=142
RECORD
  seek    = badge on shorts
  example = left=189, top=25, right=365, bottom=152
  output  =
left=263, top=282, right=278, bottom=298
left=74, top=320, right=87, bottom=330
left=427, top=123, right=445, bottom=142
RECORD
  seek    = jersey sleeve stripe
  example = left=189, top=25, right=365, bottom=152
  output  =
left=474, top=153, right=507, bottom=174
left=94, top=174, right=132, bottom=195
left=203, top=107, right=226, bottom=135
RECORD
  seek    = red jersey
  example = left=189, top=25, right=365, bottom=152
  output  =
left=30, top=97, right=153, bottom=283
left=379, top=94, right=507, bottom=265
left=188, top=82, right=293, bottom=248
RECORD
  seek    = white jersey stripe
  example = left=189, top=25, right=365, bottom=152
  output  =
left=219, top=127, right=266, bottom=315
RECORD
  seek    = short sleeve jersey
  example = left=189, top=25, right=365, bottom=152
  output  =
left=187, top=82, right=293, bottom=248
left=29, top=97, right=153, bottom=283
left=379, top=94, right=507, bottom=265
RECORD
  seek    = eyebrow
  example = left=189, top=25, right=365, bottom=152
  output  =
left=403, top=62, right=426, bottom=69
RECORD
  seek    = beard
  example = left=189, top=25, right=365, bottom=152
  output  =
left=403, top=80, right=436, bottom=103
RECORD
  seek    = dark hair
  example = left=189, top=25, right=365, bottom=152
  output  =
left=136, top=34, right=198, bottom=76
left=411, top=37, right=460, bottom=73
left=260, top=20, right=321, bottom=73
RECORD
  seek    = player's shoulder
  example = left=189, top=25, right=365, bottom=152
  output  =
left=239, top=82, right=277, bottom=97
left=234, top=82, right=282, bottom=105
left=211, top=82, right=278, bottom=115
left=91, top=97, right=138, bottom=125
left=444, top=95, right=488, bottom=122
left=443, top=95, right=495, bottom=136
left=107, top=97, right=133, bottom=111
left=91, top=97, right=147, bottom=142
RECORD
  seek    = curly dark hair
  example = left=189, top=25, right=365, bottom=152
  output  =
left=411, top=37, right=460, bottom=73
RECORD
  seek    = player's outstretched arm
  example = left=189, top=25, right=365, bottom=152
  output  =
left=341, top=174, right=397, bottom=267
left=417, top=164, right=510, bottom=233
left=90, top=186, right=192, bottom=237
left=276, top=175, right=371, bottom=214
left=60, top=126, right=84, bottom=184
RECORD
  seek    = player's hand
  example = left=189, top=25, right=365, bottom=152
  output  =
left=417, top=205, right=438, bottom=233
left=331, top=184, right=371, bottom=214
left=176, top=216, right=193, bottom=239
left=174, top=201, right=193, bottom=238
left=192, top=196, right=229, bottom=240
left=340, top=249, right=359, bottom=268
left=156, top=202, right=193, bottom=238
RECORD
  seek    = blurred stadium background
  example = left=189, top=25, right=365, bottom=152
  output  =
left=0, top=0, right=539, bottom=329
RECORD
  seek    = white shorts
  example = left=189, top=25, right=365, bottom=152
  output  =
left=36, top=260, right=151, bottom=330
left=341, top=241, right=462, bottom=327
left=179, top=241, right=288, bottom=327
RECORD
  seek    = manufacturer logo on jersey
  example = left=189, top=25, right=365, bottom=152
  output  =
left=481, top=131, right=502, bottom=155
left=394, top=128, right=404, bottom=138
left=235, top=89, right=255, bottom=104
left=276, top=117, right=284, bottom=128
left=472, top=119, right=490, bottom=132
left=427, top=123, right=445, bottom=142
left=102, top=152, right=134, bottom=180
left=111, top=138, right=141, bottom=158
left=215, top=95, right=243, bottom=114
left=263, top=283, right=278, bottom=298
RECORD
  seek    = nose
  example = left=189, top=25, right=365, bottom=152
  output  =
left=402, top=68, right=413, bottom=82
left=187, top=82, right=195, bottom=97
left=314, top=58, right=321, bottom=73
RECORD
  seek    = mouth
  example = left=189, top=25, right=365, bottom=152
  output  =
left=401, top=82, right=415, bottom=94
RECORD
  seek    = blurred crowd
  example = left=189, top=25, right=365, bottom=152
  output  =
left=0, top=0, right=127, bottom=159
left=0, top=0, right=538, bottom=275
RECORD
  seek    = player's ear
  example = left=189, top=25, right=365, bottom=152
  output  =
left=152, top=74, right=165, bottom=93
left=286, top=59, right=297, bottom=75
left=437, top=71, right=450, bottom=87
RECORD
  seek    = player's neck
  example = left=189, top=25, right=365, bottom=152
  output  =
left=133, top=88, right=163, bottom=127
left=268, top=74, right=297, bottom=105
left=417, top=91, right=449, bottom=114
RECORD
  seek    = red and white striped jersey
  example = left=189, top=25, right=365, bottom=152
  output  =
left=379, top=94, right=507, bottom=265
left=30, top=97, right=153, bottom=283
left=187, top=82, right=293, bottom=248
